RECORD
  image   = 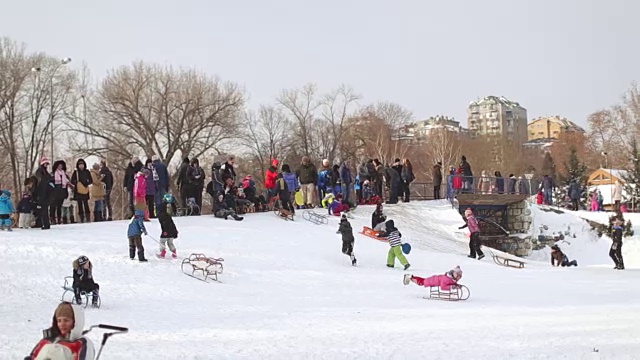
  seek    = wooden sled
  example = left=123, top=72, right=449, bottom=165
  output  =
left=424, top=285, right=470, bottom=301
left=273, top=199, right=294, bottom=221
left=359, top=226, right=387, bottom=242
left=302, top=210, right=328, bottom=225
left=181, top=253, right=224, bottom=283
left=492, top=254, right=525, bottom=269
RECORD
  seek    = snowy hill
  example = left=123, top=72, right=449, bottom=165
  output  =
left=2, top=202, right=640, bottom=359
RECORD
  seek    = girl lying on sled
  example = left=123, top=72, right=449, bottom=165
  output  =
left=403, top=266, right=462, bottom=290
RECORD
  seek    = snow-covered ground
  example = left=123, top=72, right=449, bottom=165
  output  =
left=1, top=201, right=640, bottom=359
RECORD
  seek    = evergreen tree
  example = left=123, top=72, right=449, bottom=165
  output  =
left=562, top=146, right=588, bottom=185
left=622, top=137, right=640, bottom=210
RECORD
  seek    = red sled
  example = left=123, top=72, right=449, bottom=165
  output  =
left=360, top=226, right=387, bottom=242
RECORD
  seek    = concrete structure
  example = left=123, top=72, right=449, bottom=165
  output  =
left=467, top=96, right=528, bottom=143
left=393, top=115, right=465, bottom=142
left=528, top=115, right=585, bottom=141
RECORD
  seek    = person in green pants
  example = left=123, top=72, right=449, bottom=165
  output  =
left=377, top=219, right=410, bottom=270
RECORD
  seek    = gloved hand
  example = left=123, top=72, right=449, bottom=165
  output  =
left=336, top=230, right=340, bottom=234
left=458, top=226, right=464, bottom=229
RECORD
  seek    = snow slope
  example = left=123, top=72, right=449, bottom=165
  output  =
left=1, top=202, right=640, bottom=360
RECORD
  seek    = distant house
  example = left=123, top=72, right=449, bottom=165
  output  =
left=586, top=168, right=628, bottom=208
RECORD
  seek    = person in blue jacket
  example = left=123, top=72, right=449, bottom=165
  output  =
left=151, top=155, right=170, bottom=208
left=127, top=209, right=148, bottom=262
left=0, top=189, right=16, bottom=231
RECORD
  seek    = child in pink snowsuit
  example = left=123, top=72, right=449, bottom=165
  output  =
left=134, top=170, right=149, bottom=220
left=403, top=266, right=462, bottom=290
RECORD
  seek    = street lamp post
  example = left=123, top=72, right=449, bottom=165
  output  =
left=31, top=57, right=71, bottom=161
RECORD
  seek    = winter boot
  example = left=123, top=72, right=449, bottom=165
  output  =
left=56, top=216, right=62, bottom=225
left=477, top=254, right=485, bottom=260
left=158, top=249, right=167, bottom=258
left=351, top=254, right=357, bottom=266
left=386, top=264, right=394, bottom=268
left=138, top=251, right=148, bottom=262
left=404, top=263, right=411, bottom=270
left=403, top=274, right=412, bottom=285
left=171, top=250, right=177, bottom=259
left=50, top=216, right=57, bottom=225
left=232, top=214, right=244, bottom=221
left=62, top=216, right=68, bottom=224
left=129, top=248, right=136, bottom=260
left=70, top=214, right=76, bottom=224
left=79, top=213, right=85, bottom=223
left=85, top=212, right=91, bottom=223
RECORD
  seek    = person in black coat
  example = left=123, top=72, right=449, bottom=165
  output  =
left=34, top=157, right=54, bottom=230
left=176, top=157, right=190, bottom=208
left=610, top=219, right=625, bottom=270
left=72, top=255, right=99, bottom=306
left=157, top=201, right=178, bottom=258
left=99, top=160, right=114, bottom=221
left=186, top=158, right=205, bottom=211
left=70, top=159, right=93, bottom=223
left=336, top=214, right=357, bottom=266
left=124, top=156, right=143, bottom=214
left=213, top=191, right=243, bottom=221
left=384, top=164, right=401, bottom=204
left=220, top=155, right=237, bottom=183
left=371, top=204, right=386, bottom=229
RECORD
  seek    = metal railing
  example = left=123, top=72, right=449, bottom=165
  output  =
left=445, top=175, right=540, bottom=196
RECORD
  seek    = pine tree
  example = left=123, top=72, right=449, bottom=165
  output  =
left=541, top=152, right=557, bottom=181
left=562, top=146, right=588, bottom=185
left=622, top=137, right=640, bottom=210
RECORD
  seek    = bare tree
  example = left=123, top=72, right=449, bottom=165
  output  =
left=69, top=61, right=245, bottom=177
left=317, top=84, right=360, bottom=162
left=424, top=128, right=461, bottom=173
left=0, top=38, right=77, bottom=194
left=241, top=105, right=292, bottom=184
left=277, top=83, right=320, bottom=158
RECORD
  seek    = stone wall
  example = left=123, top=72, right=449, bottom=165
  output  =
left=507, top=201, right=532, bottom=234
left=481, top=236, right=532, bottom=257
left=481, top=200, right=534, bottom=257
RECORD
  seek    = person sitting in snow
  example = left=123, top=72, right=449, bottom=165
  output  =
left=321, top=191, right=335, bottom=209
left=329, top=194, right=350, bottom=216
left=72, top=256, right=100, bottom=307
left=459, top=208, right=484, bottom=260
left=361, top=180, right=373, bottom=203
left=610, top=218, right=625, bottom=270
left=550, top=245, right=577, bottom=267
left=128, top=209, right=148, bottom=262
left=336, top=214, right=357, bottom=266
left=371, top=203, right=386, bottom=230
left=403, top=266, right=463, bottom=290
left=157, top=199, right=178, bottom=259
left=377, top=219, right=410, bottom=270
left=213, top=192, right=244, bottom=221
left=0, top=189, right=16, bottom=231
left=26, top=302, right=95, bottom=360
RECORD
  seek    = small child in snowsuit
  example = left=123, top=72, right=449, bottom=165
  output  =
left=610, top=219, right=624, bottom=270
left=550, top=245, right=578, bottom=267
left=336, top=214, right=357, bottom=266
left=377, top=219, right=410, bottom=270
left=72, top=255, right=100, bottom=307
left=403, top=266, right=462, bottom=290
left=157, top=200, right=178, bottom=259
left=127, top=209, right=148, bottom=262
left=459, top=208, right=484, bottom=260
left=62, top=187, right=76, bottom=224
left=17, top=192, right=34, bottom=229
left=0, top=189, right=16, bottom=231
left=362, top=180, right=373, bottom=202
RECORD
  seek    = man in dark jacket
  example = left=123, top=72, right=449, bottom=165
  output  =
left=220, top=155, right=237, bottom=183
left=384, top=164, right=401, bottom=204
left=99, top=160, right=114, bottom=221
left=124, top=156, right=143, bottom=214
left=151, top=155, right=170, bottom=207
left=459, top=156, right=473, bottom=193
left=337, top=214, right=357, bottom=266
left=541, top=175, right=555, bottom=205
left=296, top=156, right=318, bottom=208
left=340, top=161, right=352, bottom=203
left=432, top=162, right=443, bottom=200
left=34, top=157, right=54, bottom=230
left=176, top=157, right=190, bottom=208
left=568, top=179, right=581, bottom=211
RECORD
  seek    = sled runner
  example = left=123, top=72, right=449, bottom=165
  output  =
left=359, top=226, right=387, bottom=242
left=181, top=253, right=224, bottom=283
left=302, top=210, right=328, bottom=225
left=273, top=199, right=294, bottom=221
left=61, top=276, right=101, bottom=309
left=424, top=284, right=470, bottom=301
left=492, top=254, right=525, bottom=268
left=176, top=198, right=200, bottom=216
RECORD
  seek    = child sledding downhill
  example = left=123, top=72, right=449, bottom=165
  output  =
left=128, top=209, right=148, bottom=262
left=377, top=220, right=410, bottom=270
left=403, top=266, right=463, bottom=290
left=371, top=202, right=386, bottom=231
left=459, top=208, right=484, bottom=260
left=0, top=189, right=16, bottom=231
left=72, top=256, right=100, bottom=307
left=157, top=200, right=178, bottom=259
left=336, top=214, right=357, bottom=266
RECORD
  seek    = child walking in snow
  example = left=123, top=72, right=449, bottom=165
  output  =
left=72, top=255, right=100, bottom=307
left=403, top=266, right=462, bottom=290
left=128, top=209, right=148, bottom=262
left=377, top=219, right=410, bottom=270
left=459, top=208, right=484, bottom=260
left=610, top=219, right=625, bottom=270
left=17, top=192, right=34, bottom=229
left=336, top=214, right=357, bottom=266
left=0, top=189, right=16, bottom=231
left=157, top=199, right=178, bottom=259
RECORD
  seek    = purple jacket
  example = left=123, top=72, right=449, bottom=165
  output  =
left=466, top=215, right=480, bottom=233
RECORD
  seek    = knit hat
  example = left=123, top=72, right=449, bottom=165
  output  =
left=271, top=159, right=279, bottom=167
left=452, top=265, right=462, bottom=275
left=77, top=256, right=89, bottom=266
left=92, top=163, right=100, bottom=170
left=40, top=156, right=50, bottom=165
left=55, top=303, right=75, bottom=320
left=464, top=208, right=473, bottom=216
left=341, top=214, right=347, bottom=221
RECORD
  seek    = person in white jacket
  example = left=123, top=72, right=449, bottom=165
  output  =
left=612, top=180, right=623, bottom=212
left=26, top=302, right=95, bottom=360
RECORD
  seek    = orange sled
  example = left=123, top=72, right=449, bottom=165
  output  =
left=360, top=226, right=387, bottom=242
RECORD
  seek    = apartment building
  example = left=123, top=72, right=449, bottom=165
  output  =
left=467, top=96, right=528, bottom=143
left=527, top=115, right=585, bottom=141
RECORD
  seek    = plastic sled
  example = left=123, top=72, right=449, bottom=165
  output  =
left=61, top=276, right=101, bottom=308
left=424, top=284, right=470, bottom=301
left=402, top=243, right=411, bottom=254
left=302, top=210, right=328, bottom=225
left=492, top=254, right=525, bottom=269
left=360, top=226, right=386, bottom=242
left=181, top=253, right=224, bottom=283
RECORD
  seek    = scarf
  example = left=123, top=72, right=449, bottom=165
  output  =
left=55, top=169, right=68, bottom=187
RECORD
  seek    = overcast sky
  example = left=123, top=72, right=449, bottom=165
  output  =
left=2, top=0, right=637, bottom=128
